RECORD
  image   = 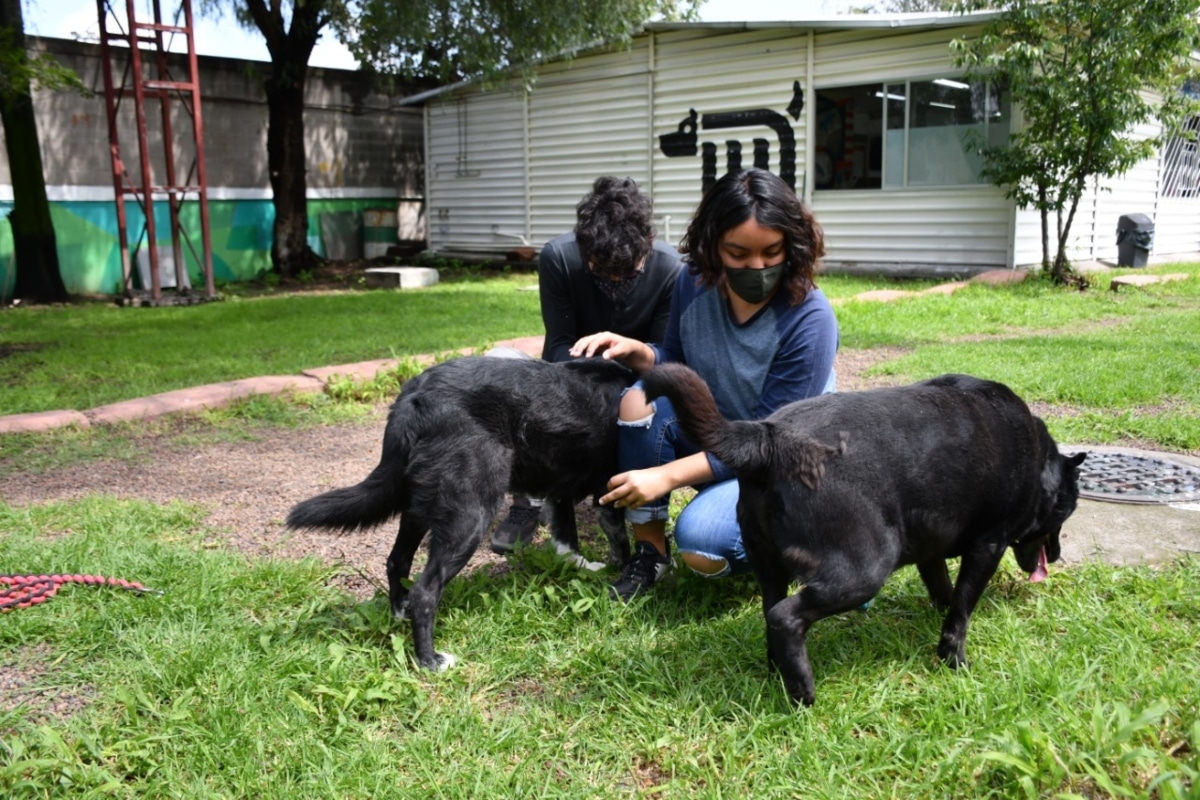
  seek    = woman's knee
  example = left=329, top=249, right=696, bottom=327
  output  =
left=618, top=387, right=654, bottom=422
left=681, top=551, right=730, bottom=577
left=673, top=480, right=745, bottom=576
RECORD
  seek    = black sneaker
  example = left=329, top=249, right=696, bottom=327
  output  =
left=609, top=540, right=672, bottom=601
left=491, top=499, right=541, bottom=554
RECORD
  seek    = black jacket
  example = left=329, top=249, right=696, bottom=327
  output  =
left=537, top=232, right=683, bottom=363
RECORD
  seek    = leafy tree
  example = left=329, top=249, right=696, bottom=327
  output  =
left=204, top=1, right=695, bottom=279
left=341, top=1, right=697, bottom=84
left=0, top=0, right=85, bottom=304
left=846, top=0, right=959, bottom=12
left=952, top=0, right=1200, bottom=285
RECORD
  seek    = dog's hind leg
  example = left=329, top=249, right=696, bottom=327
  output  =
left=766, top=556, right=890, bottom=706
left=546, top=500, right=599, bottom=571
left=739, top=494, right=795, bottom=681
left=916, top=559, right=955, bottom=610
left=386, top=514, right=427, bottom=619
left=764, top=595, right=818, bottom=707
left=406, top=508, right=490, bottom=671
left=754, top=561, right=792, bottom=676
left=597, top=504, right=630, bottom=568
left=936, top=543, right=1006, bottom=669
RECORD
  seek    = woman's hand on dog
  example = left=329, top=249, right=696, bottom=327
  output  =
left=570, top=332, right=655, bottom=372
left=601, top=453, right=716, bottom=509
left=600, top=468, right=674, bottom=509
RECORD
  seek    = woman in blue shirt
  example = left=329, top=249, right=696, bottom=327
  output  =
left=571, top=168, right=840, bottom=600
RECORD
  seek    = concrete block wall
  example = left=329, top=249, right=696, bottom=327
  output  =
left=0, top=36, right=426, bottom=298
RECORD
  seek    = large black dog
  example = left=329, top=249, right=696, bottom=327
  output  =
left=287, top=355, right=634, bottom=670
left=642, top=364, right=1085, bottom=707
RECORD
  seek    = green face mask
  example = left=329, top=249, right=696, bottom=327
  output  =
left=724, top=263, right=785, bottom=304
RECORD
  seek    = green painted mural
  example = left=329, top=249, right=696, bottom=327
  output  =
left=0, top=196, right=400, bottom=302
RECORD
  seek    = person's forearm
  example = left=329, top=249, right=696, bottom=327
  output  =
left=660, top=452, right=714, bottom=492
left=623, top=341, right=658, bottom=373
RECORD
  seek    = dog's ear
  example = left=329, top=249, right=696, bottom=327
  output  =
left=1044, top=450, right=1086, bottom=493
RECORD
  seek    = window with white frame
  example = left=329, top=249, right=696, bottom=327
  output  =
left=814, top=78, right=1010, bottom=191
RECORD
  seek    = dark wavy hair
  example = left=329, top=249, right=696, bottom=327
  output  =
left=678, top=168, right=825, bottom=305
left=574, top=176, right=656, bottom=280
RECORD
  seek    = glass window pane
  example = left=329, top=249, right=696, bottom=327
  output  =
left=906, top=78, right=985, bottom=186
left=814, top=83, right=885, bottom=190
left=884, top=83, right=906, bottom=188
left=984, top=81, right=1012, bottom=151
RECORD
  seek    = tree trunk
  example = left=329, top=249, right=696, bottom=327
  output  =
left=246, top=0, right=328, bottom=281
left=265, top=62, right=319, bottom=279
left=1036, top=183, right=1052, bottom=273
left=0, top=0, right=68, bottom=304
left=1052, top=210, right=1073, bottom=284
left=1050, top=185, right=1088, bottom=289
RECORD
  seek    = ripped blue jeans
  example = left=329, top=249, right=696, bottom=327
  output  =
left=618, top=372, right=836, bottom=578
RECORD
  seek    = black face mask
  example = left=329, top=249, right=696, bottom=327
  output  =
left=724, top=263, right=784, bottom=304
left=589, top=269, right=643, bottom=303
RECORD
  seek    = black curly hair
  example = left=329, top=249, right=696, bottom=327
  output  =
left=678, top=168, right=825, bottom=306
left=574, top=176, right=656, bottom=281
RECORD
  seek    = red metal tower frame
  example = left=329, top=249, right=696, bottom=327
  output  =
left=97, top=0, right=215, bottom=304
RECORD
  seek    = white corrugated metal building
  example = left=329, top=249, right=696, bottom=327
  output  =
left=404, top=13, right=1200, bottom=275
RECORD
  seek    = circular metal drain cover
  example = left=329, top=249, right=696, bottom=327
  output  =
left=1067, top=450, right=1200, bottom=505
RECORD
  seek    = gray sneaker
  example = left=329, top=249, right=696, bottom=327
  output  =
left=609, top=540, right=672, bottom=601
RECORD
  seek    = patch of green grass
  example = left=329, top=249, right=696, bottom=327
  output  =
left=1050, top=408, right=1200, bottom=452
left=0, top=276, right=541, bottom=415
left=2, top=262, right=1197, bottom=454
left=2, top=499, right=1198, bottom=797
left=833, top=263, right=1200, bottom=350
left=835, top=264, right=1200, bottom=451
left=871, top=308, right=1200, bottom=403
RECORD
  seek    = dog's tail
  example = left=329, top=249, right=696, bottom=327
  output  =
left=286, top=459, right=402, bottom=533
left=642, top=363, right=773, bottom=475
left=642, top=363, right=844, bottom=490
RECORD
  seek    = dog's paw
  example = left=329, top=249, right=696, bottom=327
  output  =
left=937, top=641, right=968, bottom=670
left=433, top=652, right=459, bottom=672
left=554, top=542, right=606, bottom=572
left=783, top=679, right=816, bottom=708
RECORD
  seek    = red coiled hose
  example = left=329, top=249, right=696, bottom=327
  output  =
left=0, top=574, right=161, bottom=612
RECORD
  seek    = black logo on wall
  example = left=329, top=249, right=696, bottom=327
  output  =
left=659, top=81, right=804, bottom=194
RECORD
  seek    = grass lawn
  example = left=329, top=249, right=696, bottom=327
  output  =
left=2, top=498, right=1198, bottom=798
left=4, top=262, right=1199, bottom=455
left=2, top=263, right=1199, bottom=797
left=0, top=272, right=543, bottom=416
